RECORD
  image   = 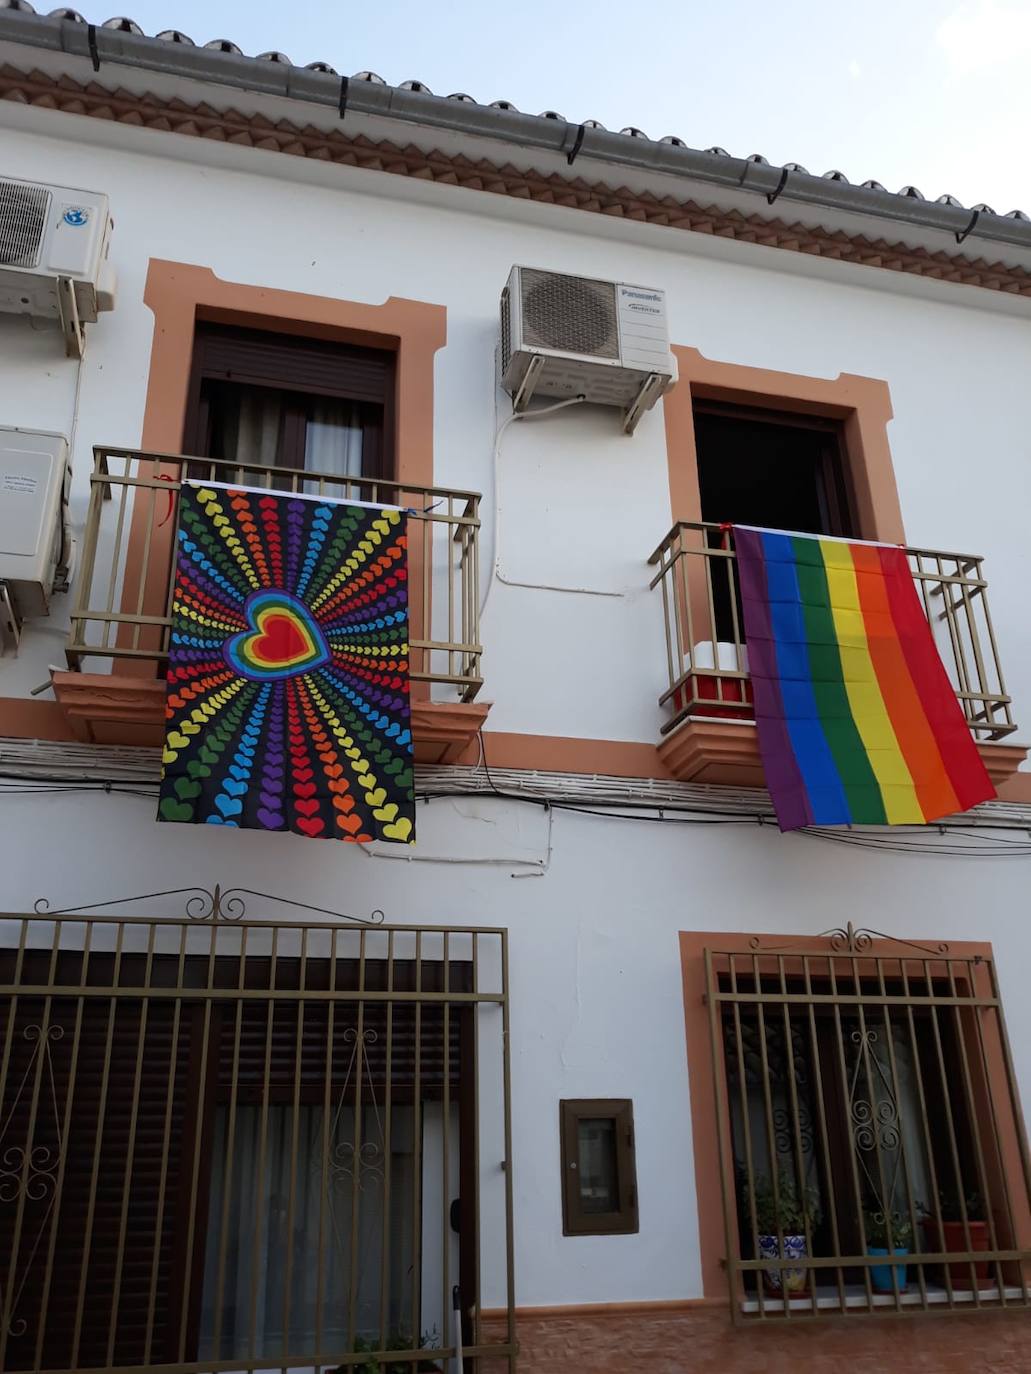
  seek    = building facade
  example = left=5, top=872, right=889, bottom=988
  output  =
left=0, top=8, right=1029, bottom=1372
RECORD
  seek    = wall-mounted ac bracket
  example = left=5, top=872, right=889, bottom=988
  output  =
left=0, top=582, right=22, bottom=655
left=56, top=276, right=84, bottom=359
left=623, top=373, right=664, bottom=435
left=512, top=353, right=545, bottom=413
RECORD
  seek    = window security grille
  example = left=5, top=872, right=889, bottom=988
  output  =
left=705, top=928, right=1031, bottom=1321
left=0, top=912, right=515, bottom=1373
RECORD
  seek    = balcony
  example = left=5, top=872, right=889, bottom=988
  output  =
left=649, top=522, right=1025, bottom=790
left=54, top=448, right=488, bottom=760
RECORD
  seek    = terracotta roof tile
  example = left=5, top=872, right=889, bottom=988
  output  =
left=0, top=0, right=1027, bottom=221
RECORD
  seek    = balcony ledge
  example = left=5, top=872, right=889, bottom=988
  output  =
left=659, top=714, right=1028, bottom=792
left=50, top=671, right=490, bottom=762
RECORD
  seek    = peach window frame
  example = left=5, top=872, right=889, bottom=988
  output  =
left=662, top=345, right=905, bottom=543
left=678, top=929, right=1031, bottom=1302
left=115, top=259, right=446, bottom=680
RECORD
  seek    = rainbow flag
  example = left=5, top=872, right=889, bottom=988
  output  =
left=733, top=527, right=995, bottom=831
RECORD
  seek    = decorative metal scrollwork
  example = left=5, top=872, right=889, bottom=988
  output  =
left=848, top=1028, right=904, bottom=1207
left=33, top=883, right=385, bottom=926
left=749, top=922, right=949, bottom=957
left=774, top=1104, right=814, bottom=1158
left=0, top=1023, right=67, bottom=1339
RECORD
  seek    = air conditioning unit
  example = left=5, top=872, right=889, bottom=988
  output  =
left=500, top=266, right=677, bottom=433
left=0, top=176, right=116, bottom=355
left=0, top=427, right=71, bottom=648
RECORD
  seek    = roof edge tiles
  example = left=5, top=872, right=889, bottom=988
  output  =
left=3, top=62, right=1031, bottom=304
left=1, top=5, right=1030, bottom=262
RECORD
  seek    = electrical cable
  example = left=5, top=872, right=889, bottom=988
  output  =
left=2, top=769, right=1031, bottom=856
left=479, top=391, right=631, bottom=618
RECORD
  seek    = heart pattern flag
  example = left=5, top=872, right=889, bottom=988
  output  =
left=158, top=482, right=415, bottom=844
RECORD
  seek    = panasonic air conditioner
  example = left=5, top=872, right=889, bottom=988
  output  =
left=0, top=176, right=116, bottom=355
left=500, top=266, right=677, bottom=433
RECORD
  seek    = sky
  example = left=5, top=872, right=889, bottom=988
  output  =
left=64, top=0, right=1031, bottom=214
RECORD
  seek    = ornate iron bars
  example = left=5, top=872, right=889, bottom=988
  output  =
left=705, top=932, right=1031, bottom=1321
left=0, top=912, right=515, bottom=1372
left=32, top=883, right=385, bottom=925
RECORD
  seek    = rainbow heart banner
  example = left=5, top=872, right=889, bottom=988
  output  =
left=733, top=526, right=995, bottom=831
left=158, top=482, right=415, bottom=844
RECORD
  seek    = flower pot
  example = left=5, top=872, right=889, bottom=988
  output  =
left=758, top=1233, right=810, bottom=1296
left=925, top=1220, right=992, bottom=1288
left=868, top=1246, right=909, bottom=1293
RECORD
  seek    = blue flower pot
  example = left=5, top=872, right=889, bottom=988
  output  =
left=868, top=1246, right=909, bottom=1293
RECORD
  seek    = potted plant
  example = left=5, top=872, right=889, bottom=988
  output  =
left=752, top=1171, right=821, bottom=1297
left=334, top=1331, right=443, bottom=1374
left=921, top=1190, right=992, bottom=1289
left=863, top=1207, right=914, bottom=1293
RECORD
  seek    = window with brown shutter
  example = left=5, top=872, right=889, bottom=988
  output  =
left=182, top=325, right=397, bottom=481
left=0, top=924, right=499, bottom=1373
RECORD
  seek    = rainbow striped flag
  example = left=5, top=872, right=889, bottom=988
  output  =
left=734, top=527, right=995, bottom=831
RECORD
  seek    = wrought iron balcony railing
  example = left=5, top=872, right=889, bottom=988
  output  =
left=648, top=522, right=1016, bottom=742
left=67, top=448, right=483, bottom=700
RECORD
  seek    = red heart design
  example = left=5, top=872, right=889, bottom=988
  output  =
left=297, top=815, right=325, bottom=837
left=295, top=767, right=314, bottom=783
left=295, top=797, right=320, bottom=817
left=260, top=496, right=277, bottom=510
left=294, top=781, right=317, bottom=799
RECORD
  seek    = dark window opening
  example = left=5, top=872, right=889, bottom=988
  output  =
left=183, top=325, right=396, bottom=482
left=693, top=402, right=855, bottom=640
left=694, top=402, right=854, bottom=537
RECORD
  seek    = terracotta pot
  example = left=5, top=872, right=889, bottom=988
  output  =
left=925, top=1219, right=992, bottom=1288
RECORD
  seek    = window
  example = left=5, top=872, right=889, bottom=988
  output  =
left=560, top=1099, right=638, bottom=1236
left=694, top=401, right=854, bottom=538
left=703, top=931, right=1031, bottom=1319
left=0, top=917, right=514, bottom=1372
left=694, top=401, right=855, bottom=641
left=183, top=325, right=396, bottom=481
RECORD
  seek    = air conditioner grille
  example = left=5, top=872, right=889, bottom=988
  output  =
left=0, top=180, right=50, bottom=269
left=520, top=269, right=619, bottom=359
left=500, top=285, right=512, bottom=377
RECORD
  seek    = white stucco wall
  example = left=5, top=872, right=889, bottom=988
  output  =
left=1, top=788, right=1029, bottom=1308
left=1, top=116, right=1031, bottom=742
left=1, top=108, right=1030, bottom=1313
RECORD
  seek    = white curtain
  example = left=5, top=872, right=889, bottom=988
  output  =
left=304, top=400, right=365, bottom=486
left=199, top=1104, right=414, bottom=1360
left=862, top=1027, right=933, bottom=1222
left=221, top=391, right=283, bottom=469
left=216, top=392, right=365, bottom=485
